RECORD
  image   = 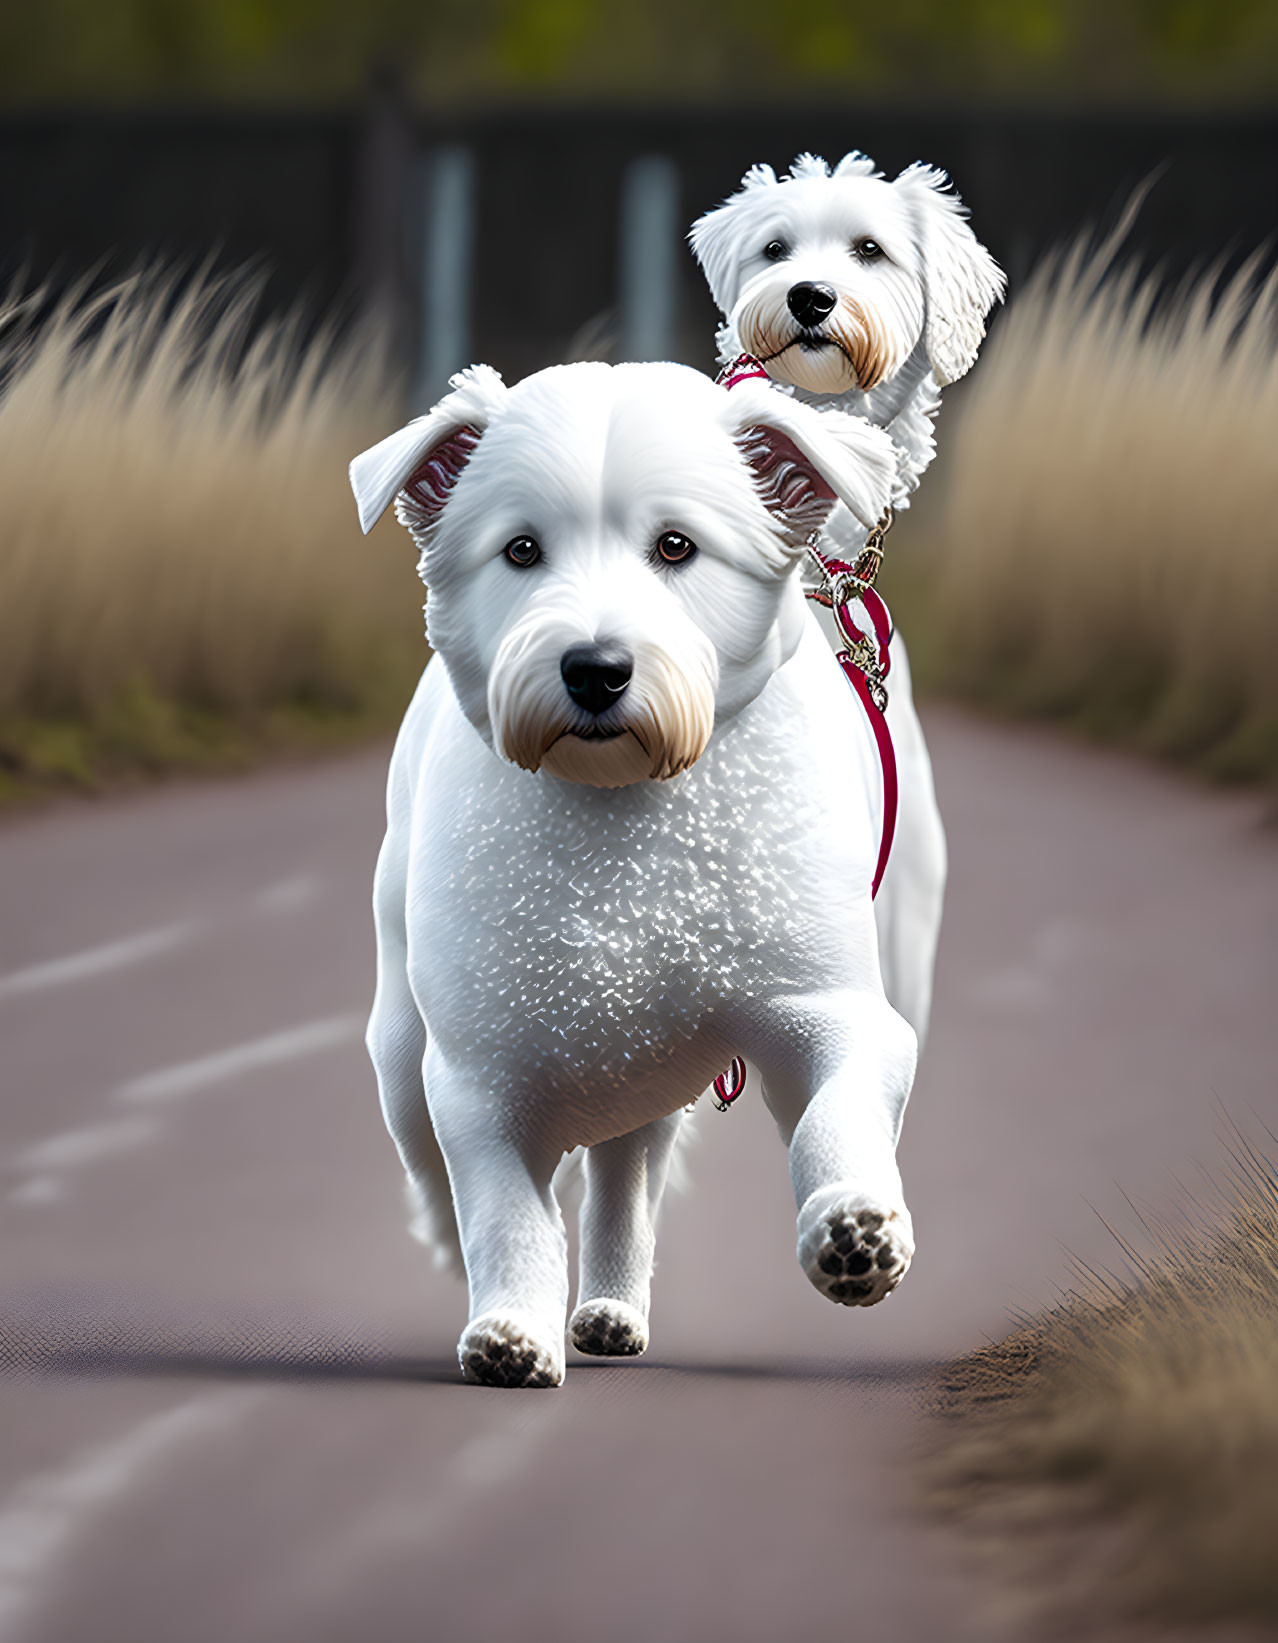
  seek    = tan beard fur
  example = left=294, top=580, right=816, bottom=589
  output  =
left=740, top=296, right=892, bottom=395
left=539, top=730, right=656, bottom=788
left=491, top=621, right=717, bottom=789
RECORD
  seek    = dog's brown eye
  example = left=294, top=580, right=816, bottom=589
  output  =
left=856, top=238, right=884, bottom=261
left=763, top=239, right=789, bottom=261
left=654, top=531, right=697, bottom=566
left=503, top=536, right=541, bottom=567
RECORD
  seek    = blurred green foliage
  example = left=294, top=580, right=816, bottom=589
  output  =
left=2, top=0, right=1277, bottom=107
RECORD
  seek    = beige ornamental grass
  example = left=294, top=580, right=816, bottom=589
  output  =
left=923, top=1131, right=1278, bottom=1631
left=0, top=267, right=420, bottom=790
left=928, top=197, right=1278, bottom=782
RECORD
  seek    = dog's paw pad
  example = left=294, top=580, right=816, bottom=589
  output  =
left=570, top=1298, right=649, bottom=1358
left=799, top=1194, right=913, bottom=1308
left=458, top=1315, right=564, bottom=1388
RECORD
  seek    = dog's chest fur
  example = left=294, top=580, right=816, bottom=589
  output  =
left=402, top=623, right=882, bottom=1139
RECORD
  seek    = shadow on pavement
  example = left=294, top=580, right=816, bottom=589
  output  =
left=0, top=1290, right=461, bottom=1385
left=0, top=1292, right=939, bottom=1391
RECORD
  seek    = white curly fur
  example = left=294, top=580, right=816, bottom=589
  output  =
left=351, top=361, right=925, bottom=1386
left=690, top=150, right=1005, bottom=542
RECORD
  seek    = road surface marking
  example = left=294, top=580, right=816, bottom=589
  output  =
left=13, top=1117, right=158, bottom=1174
left=0, top=923, right=196, bottom=1002
left=117, top=1014, right=364, bottom=1105
left=0, top=1391, right=257, bottom=1639
left=7, top=1015, right=362, bottom=1205
left=0, top=878, right=325, bottom=1008
left=262, top=1400, right=564, bottom=1618
left=256, top=874, right=321, bottom=915
left=969, top=916, right=1091, bottom=1012
left=8, top=1179, right=62, bottom=1207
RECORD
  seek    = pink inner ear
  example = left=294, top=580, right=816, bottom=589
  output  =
left=401, top=425, right=482, bottom=526
left=739, top=424, right=837, bottom=537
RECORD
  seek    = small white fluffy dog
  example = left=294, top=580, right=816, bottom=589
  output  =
left=690, top=151, right=1005, bottom=525
left=692, top=153, right=1005, bottom=1040
left=352, top=360, right=921, bottom=1388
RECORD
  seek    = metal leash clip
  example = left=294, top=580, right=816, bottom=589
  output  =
left=804, top=506, right=894, bottom=712
left=837, top=623, right=890, bottom=712
left=804, top=506, right=893, bottom=605
left=828, top=510, right=891, bottom=608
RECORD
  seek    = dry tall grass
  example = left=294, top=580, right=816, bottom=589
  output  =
left=920, top=202, right=1278, bottom=784
left=0, top=267, right=421, bottom=795
left=924, top=1134, right=1278, bottom=1633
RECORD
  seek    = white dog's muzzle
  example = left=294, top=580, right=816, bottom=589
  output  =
left=732, top=276, right=911, bottom=397
left=487, top=591, right=719, bottom=790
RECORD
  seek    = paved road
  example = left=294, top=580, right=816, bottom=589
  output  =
left=1, top=710, right=1276, bottom=1643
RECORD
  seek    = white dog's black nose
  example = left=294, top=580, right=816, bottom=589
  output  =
left=787, top=282, right=838, bottom=328
left=561, top=644, right=633, bottom=716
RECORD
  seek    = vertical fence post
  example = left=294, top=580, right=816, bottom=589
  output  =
left=355, top=68, right=418, bottom=366
left=619, top=154, right=680, bottom=363
left=414, top=145, right=476, bottom=409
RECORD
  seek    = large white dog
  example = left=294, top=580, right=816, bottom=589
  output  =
left=691, top=153, right=1005, bottom=1040
left=352, top=360, right=921, bottom=1387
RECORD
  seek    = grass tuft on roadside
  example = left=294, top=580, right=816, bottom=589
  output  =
left=0, top=266, right=424, bottom=803
left=903, top=198, right=1278, bottom=787
left=923, top=1132, right=1278, bottom=1632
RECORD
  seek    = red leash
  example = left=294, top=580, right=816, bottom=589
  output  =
left=813, top=555, right=897, bottom=900
left=708, top=355, right=899, bottom=1110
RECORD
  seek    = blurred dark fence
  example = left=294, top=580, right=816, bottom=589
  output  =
left=1, top=103, right=1276, bottom=399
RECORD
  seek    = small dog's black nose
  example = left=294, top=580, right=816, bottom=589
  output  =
left=787, top=282, right=838, bottom=327
left=560, top=644, right=633, bottom=716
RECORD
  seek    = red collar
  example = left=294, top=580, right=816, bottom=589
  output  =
left=715, top=352, right=773, bottom=390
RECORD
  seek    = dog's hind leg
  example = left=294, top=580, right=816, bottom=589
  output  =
left=368, top=749, right=462, bottom=1275
left=570, top=1111, right=685, bottom=1359
left=876, top=634, right=946, bottom=1051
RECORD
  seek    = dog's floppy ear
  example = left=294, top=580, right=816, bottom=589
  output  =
left=348, top=364, right=508, bottom=535
left=721, top=383, right=897, bottom=541
left=689, top=163, right=778, bottom=315
left=892, top=164, right=1005, bottom=386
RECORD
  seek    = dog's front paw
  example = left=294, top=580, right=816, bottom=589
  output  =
left=569, top=1298, right=649, bottom=1358
left=458, top=1314, right=564, bottom=1388
left=797, top=1190, right=914, bottom=1307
